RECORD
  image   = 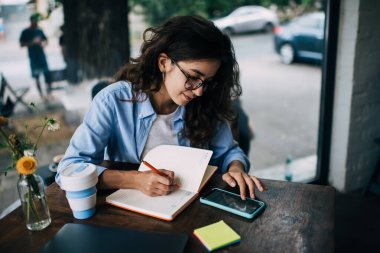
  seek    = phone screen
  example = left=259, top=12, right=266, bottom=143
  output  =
left=203, top=189, right=262, bottom=214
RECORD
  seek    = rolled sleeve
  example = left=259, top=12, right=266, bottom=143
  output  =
left=209, top=121, right=250, bottom=173
left=55, top=92, right=115, bottom=187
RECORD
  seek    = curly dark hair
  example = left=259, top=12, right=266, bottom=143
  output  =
left=114, top=15, right=241, bottom=148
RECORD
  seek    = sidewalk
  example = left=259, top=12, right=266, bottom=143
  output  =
left=250, top=154, right=317, bottom=182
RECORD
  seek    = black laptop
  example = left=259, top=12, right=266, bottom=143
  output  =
left=38, top=223, right=188, bottom=253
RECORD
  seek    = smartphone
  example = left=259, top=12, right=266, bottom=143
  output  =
left=200, top=188, right=266, bottom=219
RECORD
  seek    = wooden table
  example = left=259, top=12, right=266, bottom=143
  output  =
left=0, top=175, right=335, bottom=253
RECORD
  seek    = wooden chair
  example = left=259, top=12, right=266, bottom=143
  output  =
left=0, top=73, right=33, bottom=115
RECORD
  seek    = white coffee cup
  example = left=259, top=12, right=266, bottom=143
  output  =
left=60, top=163, right=98, bottom=219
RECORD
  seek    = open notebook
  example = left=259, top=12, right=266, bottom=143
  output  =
left=106, top=145, right=218, bottom=221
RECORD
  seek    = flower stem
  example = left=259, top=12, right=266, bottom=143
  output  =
left=0, top=127, right=8, bottom=141
left=26, top=191, right=30, bottom=222
left=32, top=123, right=47, bottom=156
left=0, top=128, right=11, bottom=149
left=28, top=183, right=41, bottom=222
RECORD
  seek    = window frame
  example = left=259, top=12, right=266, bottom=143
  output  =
left=311, top=0, right=341, bottom=185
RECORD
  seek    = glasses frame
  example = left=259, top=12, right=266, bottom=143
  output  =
left=169, top=57, right=213, bottom=91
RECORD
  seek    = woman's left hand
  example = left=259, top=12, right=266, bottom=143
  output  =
left=222, top=161, right=266, bottom=200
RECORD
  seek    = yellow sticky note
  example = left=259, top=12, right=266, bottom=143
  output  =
left=193, top=220, right=241, bottom=251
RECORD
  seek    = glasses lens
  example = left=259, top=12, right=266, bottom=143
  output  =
left=186, top=78, right=202, bottom=90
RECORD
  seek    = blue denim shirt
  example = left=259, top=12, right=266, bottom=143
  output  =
left=56, top=81, right=250, bottom=185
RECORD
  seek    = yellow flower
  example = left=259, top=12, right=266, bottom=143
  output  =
left=16, top=156, right=38, bottom=175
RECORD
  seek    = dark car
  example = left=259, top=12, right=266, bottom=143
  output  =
left=273, top=12, right=325, bottom=64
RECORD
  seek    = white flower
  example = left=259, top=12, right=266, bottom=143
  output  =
left=47, top=121, right=60, bottom=132
left=23, top=149, right=34, bottom=157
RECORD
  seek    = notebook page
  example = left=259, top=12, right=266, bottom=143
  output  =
left=199, top=165, right=218, bottom=192
left=139, top=145, right=213, bottom=193
left=106, top=188, right=197, bottom=220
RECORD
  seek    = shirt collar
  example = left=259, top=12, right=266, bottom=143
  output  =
left=137, top=97, right=155, bottom=119
left=136, top=97, right=185, bottom=122
left=173, top=106, right=185, bottom=122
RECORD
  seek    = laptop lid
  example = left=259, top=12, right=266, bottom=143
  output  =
left=38, top=223, right=188, bottom=253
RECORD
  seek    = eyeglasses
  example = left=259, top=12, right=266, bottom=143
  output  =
left=169, top=57, right=216, bottom=91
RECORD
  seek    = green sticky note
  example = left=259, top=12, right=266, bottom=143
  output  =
left=193, top=220, right=241, bottom=251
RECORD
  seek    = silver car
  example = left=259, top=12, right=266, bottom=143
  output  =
left=213, top=5, right=279, bottom=35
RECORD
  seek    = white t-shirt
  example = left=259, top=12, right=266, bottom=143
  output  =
left=141, top=109, right=179, bottom=159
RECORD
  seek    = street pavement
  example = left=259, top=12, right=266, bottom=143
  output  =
left=232, top=33, right=321, bottom=178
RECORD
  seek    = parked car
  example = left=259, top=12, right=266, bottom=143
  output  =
left=212, top=5, right=279, bottom=36
left=273, top=12, right=325, bottom=64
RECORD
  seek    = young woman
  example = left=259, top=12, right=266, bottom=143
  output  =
left=56, top=15, right=265, bottom=200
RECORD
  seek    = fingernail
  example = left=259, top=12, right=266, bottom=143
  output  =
left=231, top=182, right=236, bottom=187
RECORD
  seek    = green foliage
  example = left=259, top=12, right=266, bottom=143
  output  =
left=131, top=0, right=208, bottom=26
left=0, top=104, right=60, bottom=176
left=205, top=0, right=263, bottom=18
left=130, top=0, right=320, bottom=26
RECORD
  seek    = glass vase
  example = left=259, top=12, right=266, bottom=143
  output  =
left=17, top=173, right=51, bottom=231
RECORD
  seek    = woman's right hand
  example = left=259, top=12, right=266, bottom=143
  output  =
left=134, top=169, right=178, bottom=196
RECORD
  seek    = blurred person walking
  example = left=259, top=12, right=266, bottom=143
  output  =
left=0, top=18, right=5, bottom=40
left=19, top=13, right=52, bottom=100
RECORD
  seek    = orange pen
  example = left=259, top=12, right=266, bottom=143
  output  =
left=142, top=160, right=165, bottom=176
left=142, top=160, right=179, bottom=187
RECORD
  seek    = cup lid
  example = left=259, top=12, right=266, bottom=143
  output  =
left=60, top=163, right=97, bottom=188
left=62, top=177, right=98, bottom=191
